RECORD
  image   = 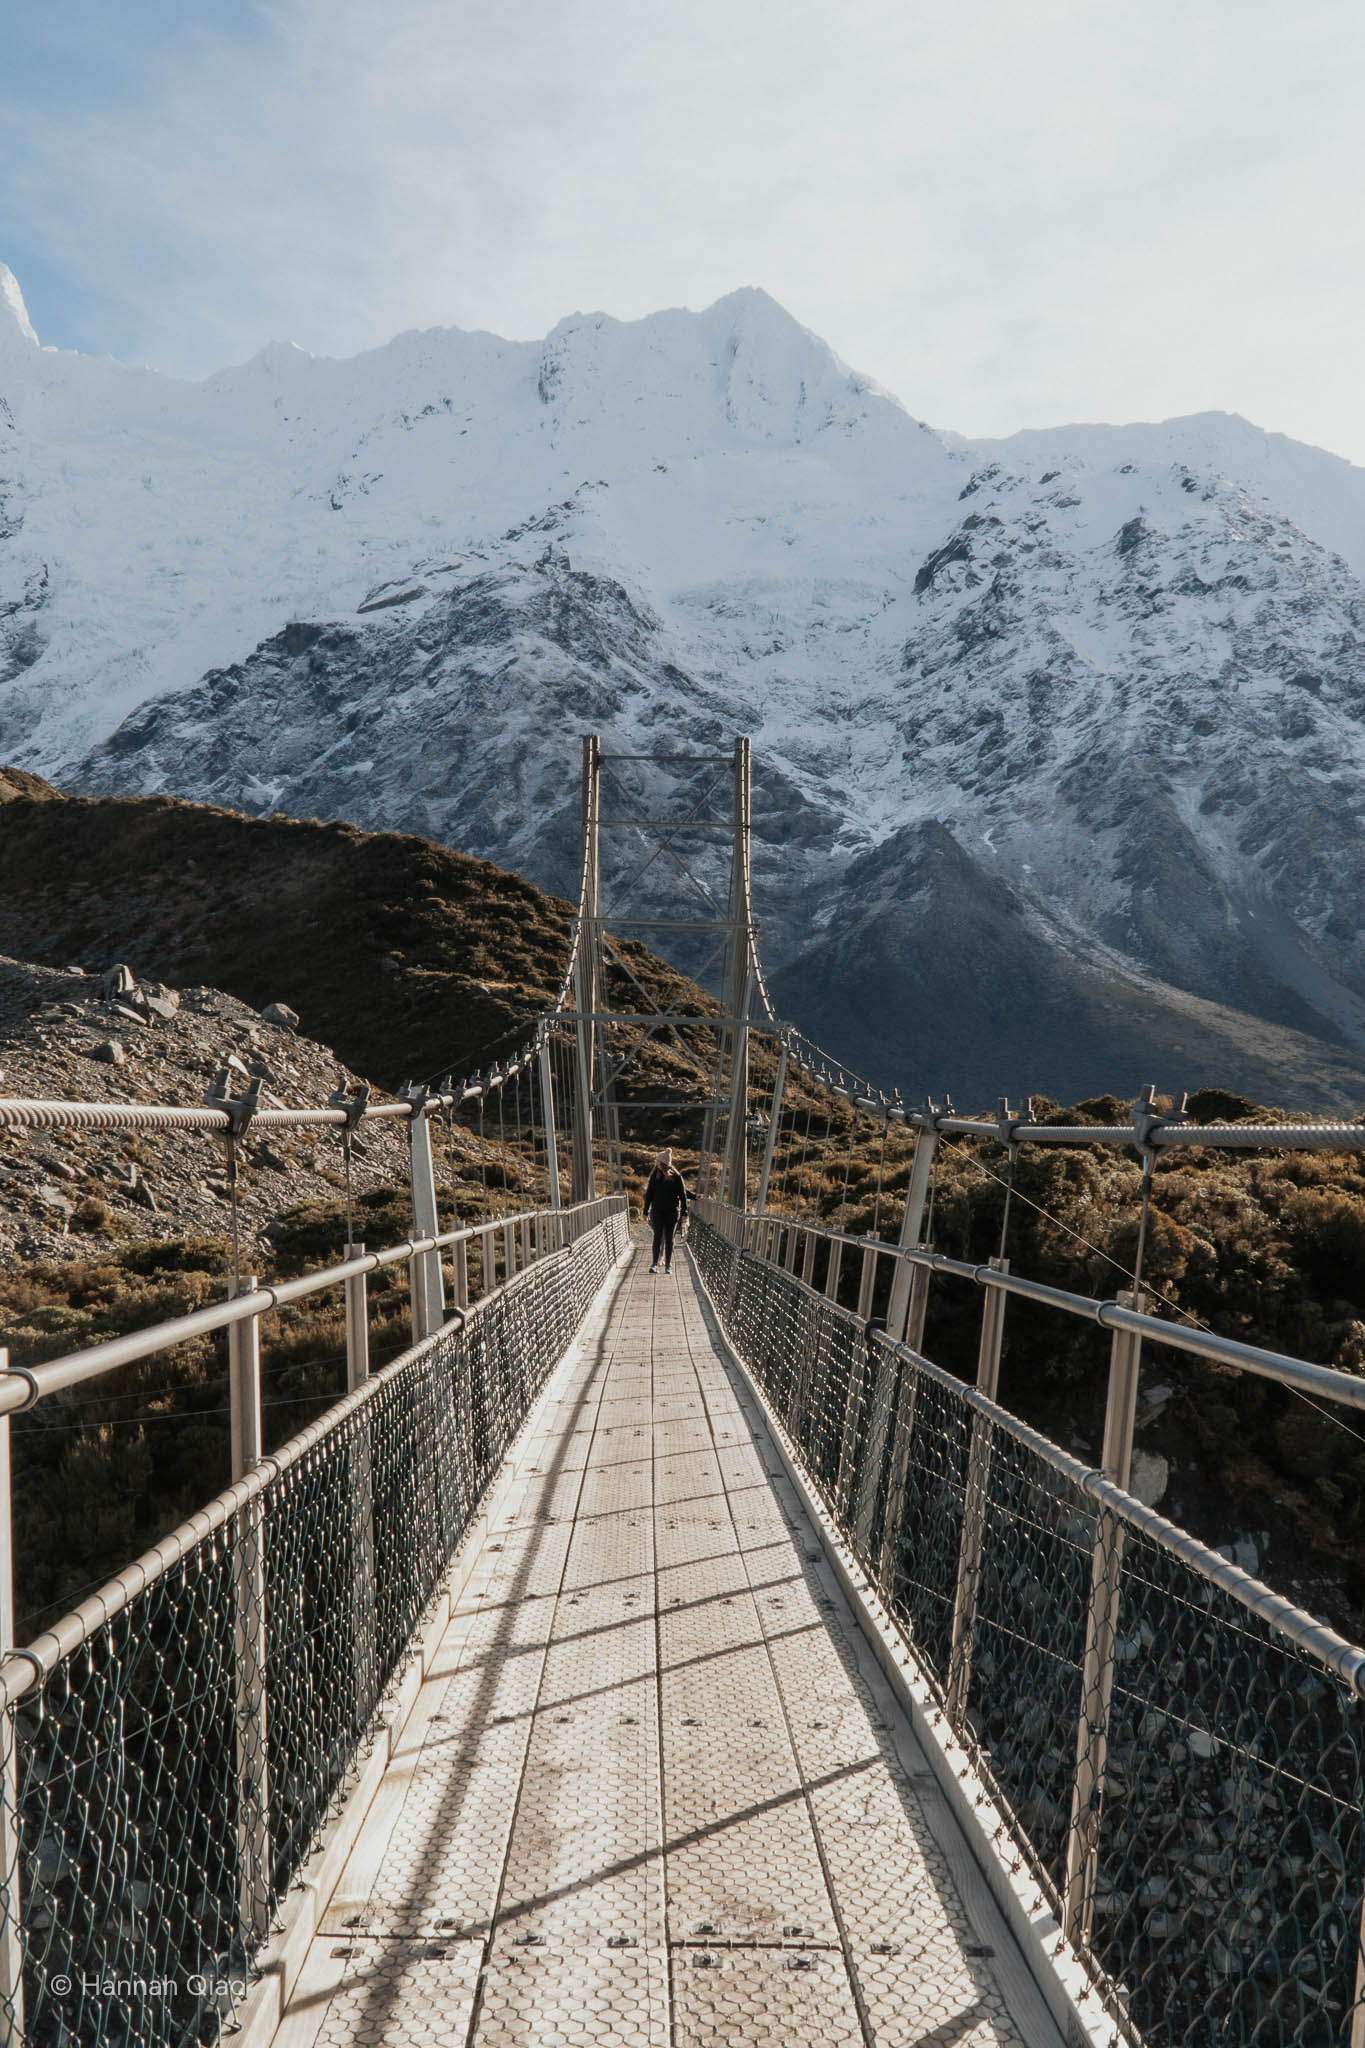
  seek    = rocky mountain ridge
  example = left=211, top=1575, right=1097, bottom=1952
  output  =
left=0, top=952, right=413, bottom=1264
left=3, top=266, right=1364, bottom=1106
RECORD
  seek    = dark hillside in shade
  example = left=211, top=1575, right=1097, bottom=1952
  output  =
left=0, top=770, right=708, bottom=1087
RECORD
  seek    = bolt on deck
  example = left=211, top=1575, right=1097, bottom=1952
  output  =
left=273, top=1240, right=1066, bottom=2047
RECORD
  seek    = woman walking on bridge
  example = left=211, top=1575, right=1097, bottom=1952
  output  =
left=644, top=1148, right=688, bottom=1274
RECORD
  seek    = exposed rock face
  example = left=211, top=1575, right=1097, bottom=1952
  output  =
left=0, top=953, right=413, bottom=1263
left=3, top=277, right=1365, bottom=1105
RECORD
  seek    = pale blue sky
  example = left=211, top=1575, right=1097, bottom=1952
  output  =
left=4, top=0, right=1364, bottom=461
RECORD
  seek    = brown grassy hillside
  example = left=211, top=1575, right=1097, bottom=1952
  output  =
left=0, top=770, right=709, bottom=1088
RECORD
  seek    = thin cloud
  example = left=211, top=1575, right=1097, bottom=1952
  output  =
left=1, top=0, right=1363, bottom=460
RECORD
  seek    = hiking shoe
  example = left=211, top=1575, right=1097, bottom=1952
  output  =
left=649, top=1262, right=658, bottom=1273
left=665, top=1264, right=672, bottom=1274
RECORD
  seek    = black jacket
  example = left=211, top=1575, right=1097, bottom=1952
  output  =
left=643, top=1167, right=688, bottom=1226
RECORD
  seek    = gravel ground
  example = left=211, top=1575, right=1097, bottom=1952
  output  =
left=0, top=954, right=434, bottom=1264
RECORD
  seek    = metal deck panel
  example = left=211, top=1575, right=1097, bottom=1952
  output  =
left=277, top=1242, right=1066, bottom=2047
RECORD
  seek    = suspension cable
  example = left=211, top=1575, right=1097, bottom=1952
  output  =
left=496, top=1082, right=506, bottom=1215
left=836, top=1105, right=857, bottom=1234
left=342, top=1128, right=355, bottom=1250
left=794, top=1101, right=814, bottom=1217
left=938, top=1133, right=1365, bottom=1454
left=870, top=1108, right=890, bottom=1241
left=226, top=1132, right=243, bottom=1292
left=816, top=1107, right=833, bottom=1221
left=997, top=1144, right=1017, bottom=1262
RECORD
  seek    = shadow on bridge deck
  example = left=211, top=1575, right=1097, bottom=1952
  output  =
left=270, top=1236, right=1068, bottom=2047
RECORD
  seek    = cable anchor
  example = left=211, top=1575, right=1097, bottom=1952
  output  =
left=327, top=1082, right=371, bottom=1131
left=204, top=1070, right=262, bottom=1140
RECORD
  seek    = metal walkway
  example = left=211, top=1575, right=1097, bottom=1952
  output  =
left=273, top=1239, right=1066, bottom=2048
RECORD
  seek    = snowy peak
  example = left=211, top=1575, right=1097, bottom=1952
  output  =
left=3, top=271, right=1365, bottom=1103
left=972, top=410, right=1365, bottom=582
left=530, top=287, right=910, bottom=457
left=0, top=265, right=38, bottom=352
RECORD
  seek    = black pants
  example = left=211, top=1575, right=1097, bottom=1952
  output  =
left=651, top=1215, right=678, bottom=1266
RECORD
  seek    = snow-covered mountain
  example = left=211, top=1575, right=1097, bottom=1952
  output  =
left=3, top=261, right=1364, bottom=1109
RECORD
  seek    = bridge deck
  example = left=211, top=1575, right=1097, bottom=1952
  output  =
left=275, top=1241, right=1065, bottom=2047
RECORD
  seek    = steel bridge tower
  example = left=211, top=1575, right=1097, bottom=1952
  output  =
left=567, top=734, right=763, bottom=1206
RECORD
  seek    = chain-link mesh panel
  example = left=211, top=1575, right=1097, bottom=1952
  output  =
left=957, top=1420, right=1092, bottom=1883
left=882, top=1360, right=972, bottom=1686
left=12, top=1531, right=246, bottom=2047
left=691, top=1214, right=1365, bottom=2048
left=1091, top=1523, right=1365, bottom=2048
left=0, top=1205, right=627, bottom=2047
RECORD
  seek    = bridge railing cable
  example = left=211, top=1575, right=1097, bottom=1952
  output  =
left=690, top=1201, right=1365, bottom=2048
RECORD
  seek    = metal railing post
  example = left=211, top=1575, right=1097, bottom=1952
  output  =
left=825, top=1237, right=843, bottom=1301
left=857, top=1243, right=878, bottom=1320
left=344, top=1242, right=369, bottom=1390
left=408, top=1110, right=446, bottom=1340
left=875, top=1346, right=918, bottom=1599
left=849, top=1326, right=904, bottom=1572
left=341, top=1247, right=377, bottom=1742
left=571, top=737, right=600, bottom=1203
left=538, top=1036, right=562, bottom=1210
left=837, top=1315, right=884, bottom=1528
left=0, top=1351, right=23, bottom=2040
left=786, top=1225, right=800, bottom=1274
left=454, top=1234, right=469, bottom=1309
left=228, top=1286, right=271, bottom=1947
left=946, top=1259, right=1009, bottom=1724
left=756, top=1038, right=788, bottom=1213
left=801, top=1230, right=818, bottom=1285
left=887, top=1123, right=938, bottom=1343
left=905, top=1266, right=931, bottom=1352
left=1064, top=1291, right=1145, bottom=1948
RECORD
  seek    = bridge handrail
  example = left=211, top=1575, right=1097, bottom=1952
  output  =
left=698, top=1202, right=1365, bottom=1694
left=0, top=1197, right=632, bottom=2044
left=922, top=1110, right=1365, bottom=1152
left=0, top=1231, right=581, bottom=1709
left=0, top=1197, right=620, bottom=1414
left=0, top=1075, right=507, bottom=1135
left=688, top=1206, right=1365, bottom=2048
left=715, top=1206, right=1365, bottom=1413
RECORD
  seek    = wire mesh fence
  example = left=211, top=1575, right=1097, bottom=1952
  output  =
left=0, top=1201, right=628, bottom=2047
left=691, top=1211, right=1365, bottom=2048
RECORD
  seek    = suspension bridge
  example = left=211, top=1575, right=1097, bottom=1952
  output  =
left=0, top=737, right=1363, bottom=2048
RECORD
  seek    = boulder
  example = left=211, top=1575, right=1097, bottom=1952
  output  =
left=1136, top=1381, right=1175, bottom=1422
left=91, top=1040, right=126, bottom=1066
left=102, top=963, right=136, bottom=999
left=1216, top=1533, right=1261, bottom=1576
left=261, top=1001, right=300, bottom=1030
left=32, top=1152, right=76, bottom=1181
left=1127, top=1449, right=1169, bottom=1509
